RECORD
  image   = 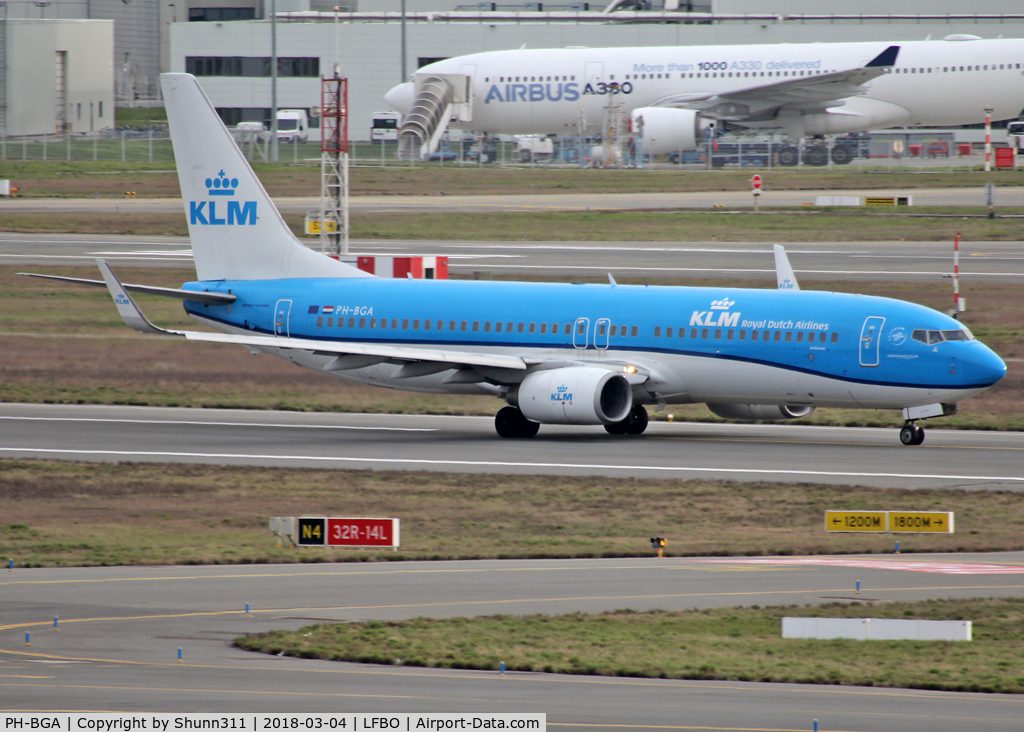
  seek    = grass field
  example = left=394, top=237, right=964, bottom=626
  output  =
left=3, top=460, right=1024, bottom=567
left=3, top=207, right=1024, bottom=242
left=2, top=265, right=1020, bottom=429
left=234, top=598, right=1024, bottom=694
left=3, top=159, right=1024, bottom=198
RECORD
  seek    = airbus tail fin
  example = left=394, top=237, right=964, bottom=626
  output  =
left=773, top=245, right=800, bottom=291
left=160, top=73, right=371, bottom=282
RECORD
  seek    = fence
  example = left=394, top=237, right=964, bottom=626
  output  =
left=0, top=129, right=1008, bottom=174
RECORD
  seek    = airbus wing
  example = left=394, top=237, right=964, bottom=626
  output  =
left=655, top=46, right=900, bottom=122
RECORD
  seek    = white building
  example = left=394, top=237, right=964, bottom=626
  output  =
left=3, top=19, right=114, bottom=136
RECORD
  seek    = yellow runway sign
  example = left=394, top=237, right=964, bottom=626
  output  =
left=889, top=512, right=954, bottom=533
left=825, top=511, right=887, bottom=532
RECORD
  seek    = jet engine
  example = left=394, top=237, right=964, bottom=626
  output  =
left=511, top=367, right=632, bottom=425
left=630, top=107, right=710, bottom=155
left=706, top=403, right=816, bottom=421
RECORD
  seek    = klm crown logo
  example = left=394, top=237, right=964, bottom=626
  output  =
left=190, top=168, right=257, bottom=226
left=710, top=298, right=736, bottom=311
left=557, top=385, right=568, bottom=392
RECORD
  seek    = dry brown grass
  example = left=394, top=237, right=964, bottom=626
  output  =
left=3, top=460, right=1024, bottom=567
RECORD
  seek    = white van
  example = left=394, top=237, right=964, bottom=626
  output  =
left=276, top=109, right=309, bottom=143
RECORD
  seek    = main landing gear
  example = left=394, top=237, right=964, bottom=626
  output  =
left=899, top=422, right=926, bottom=446
left=604, top=405, right=650, bottom=436
left=495, top=406, right=540, bottom=438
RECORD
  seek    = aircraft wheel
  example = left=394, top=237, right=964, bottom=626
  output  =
left=830, top=145, right=852, bottom=165
left=625, top=405, right=650, bottom=435
left=900, top=424, right=924, bottom=446
left=495, top=406, right=538, bottom=438
left=806, top=147, right=828, bottom=166
left=777, top=146, right=799, bottom=166
left=604, top=420, right=629, bottom=435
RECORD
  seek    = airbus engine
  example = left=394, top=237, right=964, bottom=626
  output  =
left=706, top=403, right=816, bottom=421
left=630, top=107, right=709, bottom=155
left=512, top=367, right=633, bottom=425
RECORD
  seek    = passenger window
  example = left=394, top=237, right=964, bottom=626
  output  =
left=739, top=329, right=746, bottom=340
left=369, top=318, right=376, bottom=328
left=316, top=317, right=323, bottom=327
left=654, top=326, right=661, bottom=337
left=631, top=326, right=638, bottom=337
left=785, top=331, right=792, bottom=342
left=401, top=319, right=408, bottom=329
left=666, top=327, right=673, bottom=338
left=485, top=321, right=491, bottom=333
left=599, top=323, right=607, bottom=336
left=774, top=331, right=781, bottom=341
left=518, top=323, right=525, bottom=333
left=413, top=319, right=420, bottom=330
left=473, top=321, right=480, bottom=332
left=577, top=323, right=585, bottom=335
left=727, top=329, right=734, bottom=340
left=701, top=328, right=708, bottom=339
left=327, top=317, right=333, bottom=327
left=337, top=318, right=344, bottom=328
left=541, top=323, right=548, bottom=334
left=551, top=323, right=559, bottom=333
left=391, top=319, right=398, bottom=329
left=449, top=320, right=456, bottom=331
left=611, top=325, right=618, bottom=336
left=714, top=328, right=721, bottom=339
left=691, top=328, right=698, bottom=338
left=424, top=319, right=431, bottom=330
left=461, top=321, right=467, bottom=331
left=752, top=330, right=759, bottom=341
left=529, top=323, right=536, bottom=334
left=796, top=331, right=803, bottom=342
left=496, top=322, right=503, bottom=333
left=379, top=319, right=385, bottom=329
left=831, top=332, right=838, bottom=344
left=359, top=317, right=366, bottom=328
left=819, top=332, right=827, bottom=343
left=507, top=322, right=514, bottom=332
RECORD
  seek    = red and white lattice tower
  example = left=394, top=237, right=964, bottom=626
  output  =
left=319, top=76, right=349, bottom=257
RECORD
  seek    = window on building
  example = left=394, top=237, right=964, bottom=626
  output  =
left=186, top=56, right=318, bottom=78
left=189, top=6, right=257, bottom=21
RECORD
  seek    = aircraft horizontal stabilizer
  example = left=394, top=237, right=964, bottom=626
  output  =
left=18, top=272, right=236, bottom=305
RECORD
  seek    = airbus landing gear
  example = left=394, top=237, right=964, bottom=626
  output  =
left=899, top=422, right=926, bottom=446
left=605, top=405, right=650, bottom=436
left=495, top=406, right=540, bottom=438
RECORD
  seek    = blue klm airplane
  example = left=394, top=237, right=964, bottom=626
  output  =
left=24, top=74, right=1006, bottom=445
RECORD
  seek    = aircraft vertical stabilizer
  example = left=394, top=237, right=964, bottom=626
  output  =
left=160, top=73, right=372, bottom=282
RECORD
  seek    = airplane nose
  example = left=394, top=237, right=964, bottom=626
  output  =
left=964, top=344, right=1007, bottom=387
left=384, top=82, right=414, bottom=114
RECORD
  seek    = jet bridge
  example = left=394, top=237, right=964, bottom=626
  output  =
left=397, top=73, right=473, bottom=161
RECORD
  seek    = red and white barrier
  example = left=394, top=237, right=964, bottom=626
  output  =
left=357, top=256, right=448, bottom=279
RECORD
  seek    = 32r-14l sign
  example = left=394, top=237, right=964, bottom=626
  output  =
left=297, top=517, right=400, bottom=548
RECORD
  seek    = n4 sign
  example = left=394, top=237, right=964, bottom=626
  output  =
left=296, top=517, right=400, bottom=547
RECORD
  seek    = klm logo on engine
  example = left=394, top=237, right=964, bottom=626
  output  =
left=190, top=169, right=257, bottom=226
left=691, top=297, right=740, bottom=327
left=551, top=384, right=573, bottom=403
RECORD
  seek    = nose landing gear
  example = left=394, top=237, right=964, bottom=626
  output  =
left=899, top=422, right=925, bottom=446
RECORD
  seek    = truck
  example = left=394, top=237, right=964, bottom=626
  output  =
left=275, top=109, right=308, bottom=143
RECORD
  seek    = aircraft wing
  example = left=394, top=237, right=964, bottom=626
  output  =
left=655, top=45, right=899, bottom=120
left=95, top=259, right=531, bottom=372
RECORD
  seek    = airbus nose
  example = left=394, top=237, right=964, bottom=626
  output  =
left=384, top=82, right=414, bottom=115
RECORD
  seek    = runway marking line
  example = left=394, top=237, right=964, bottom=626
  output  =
left=4, top=583, right=1024, bottom=632
left=699, top=557, right=1024, bottom=574
left=1, top=447, right=1022, bottom=483
left=0, top=416, right=436, bottom=433
left=652, top=435, right=1024, bottom=452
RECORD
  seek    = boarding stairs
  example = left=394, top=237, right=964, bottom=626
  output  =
left=397, top=74, right=473, bottom=161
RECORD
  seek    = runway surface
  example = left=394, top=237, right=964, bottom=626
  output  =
left=3, top=186, right=1024, bottom=214
left=2, top=403, right=1023, bottom=490
left=4, top=555, right=1024, bottom=727
left=4, top=232, right=1023, bottom=283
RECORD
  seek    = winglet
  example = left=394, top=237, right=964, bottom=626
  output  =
left=773, top=245, right=800, bottom=291
left=866, top=45, right=900, bottom=68
left=608, top=273, right=617, bottom=287
left=97, top=259, right=179, bottom=335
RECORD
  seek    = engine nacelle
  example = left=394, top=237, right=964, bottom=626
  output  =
left=631, top=107, right=709, bottom=155
left=513, top=367, right=632, bottom=425
left=706, top=403, right=816, bottom=421
left=801, top=98, right=911, bottom=136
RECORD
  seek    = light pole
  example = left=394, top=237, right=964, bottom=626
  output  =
left=400, top=0, right=406, bottom=83
left=270, top=0, right=279, bottom=162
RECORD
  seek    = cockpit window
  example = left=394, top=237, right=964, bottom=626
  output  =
left=912, top=329, right=948, bottom=345
left=942, top=329, right=972, bottom=341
